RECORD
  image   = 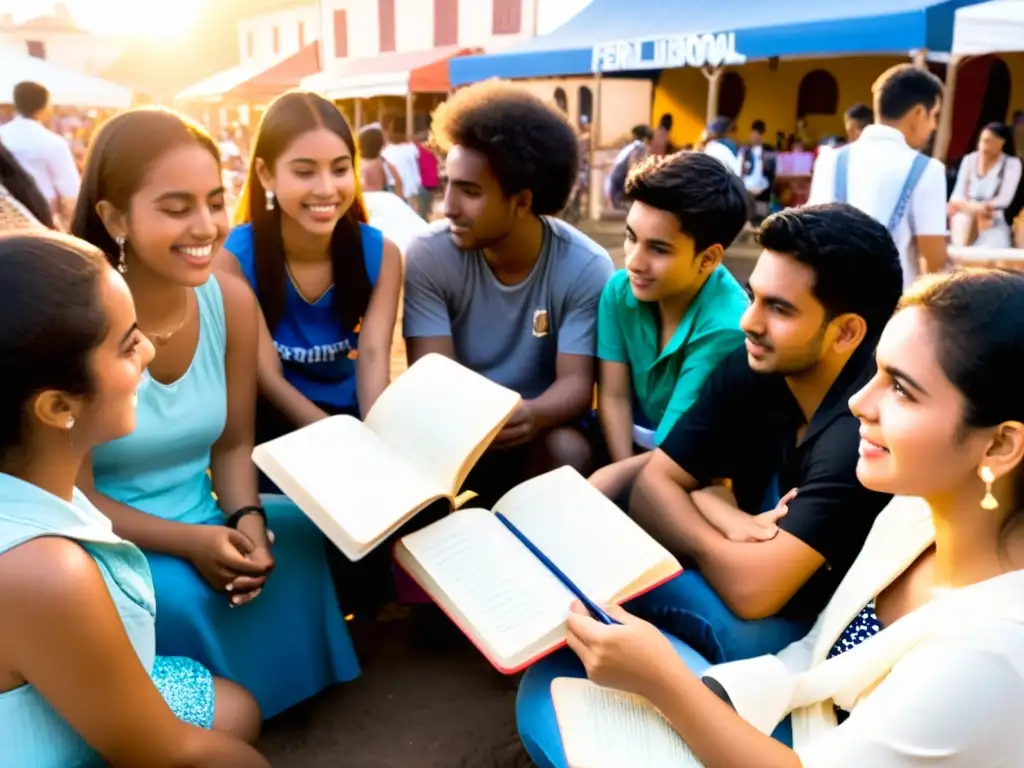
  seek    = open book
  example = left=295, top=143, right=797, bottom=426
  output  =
left=393, top=467, right=681, bottom=673
left=252, top=354, right=521, bottom=561
left=552, top=678, right=703, bottom=768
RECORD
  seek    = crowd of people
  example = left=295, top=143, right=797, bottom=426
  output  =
left=1, top=60, right=1024, bottom=768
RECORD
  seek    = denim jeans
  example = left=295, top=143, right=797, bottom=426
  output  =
left=516, top=633, right=793, bottom=768
left=627, top=569, right=812, bottom=663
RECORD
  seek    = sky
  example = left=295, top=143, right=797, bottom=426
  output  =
left=0, top=0, right=205, bottom=38
left=0, top=0, right=593, bottom=40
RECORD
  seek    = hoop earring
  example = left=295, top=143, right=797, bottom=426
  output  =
left=114, top=236, right=127, bottom=274
left=980, top=466, right=999, bottom=511
left=265, top=190, right=275, bottom=212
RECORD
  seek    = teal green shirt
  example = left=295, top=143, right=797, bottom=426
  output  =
left=597, top=267, right=748, bottom=445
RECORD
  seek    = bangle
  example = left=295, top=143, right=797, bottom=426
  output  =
left=225, top=505, right=267, bottom=529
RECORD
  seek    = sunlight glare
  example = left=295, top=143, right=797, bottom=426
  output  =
left=3, top=0, right=206, bottom=39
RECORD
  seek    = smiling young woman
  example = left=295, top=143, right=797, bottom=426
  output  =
left=69, top=107, right=361, bottom=720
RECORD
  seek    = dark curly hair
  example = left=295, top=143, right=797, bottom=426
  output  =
left=430, top=81, right=579, bottom=216
left=757, top=203, right=903, bottom=337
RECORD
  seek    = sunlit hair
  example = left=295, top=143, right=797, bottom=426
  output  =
left=235, top=90, right=369, bottom=334
left=71, top=107, right=220, bottom=269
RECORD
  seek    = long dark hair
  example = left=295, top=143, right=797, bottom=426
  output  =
left=982, top=121, right=1016, bottom=159
left=235, top=90, right=369, bottom=332
left=0, top=232, right=108, bottom=458
left=71, top=107, right=220, bottom=268
left=0, top=142, right=55, bottom=229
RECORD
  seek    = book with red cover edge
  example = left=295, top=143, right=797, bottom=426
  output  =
left=391, top=541, right=682, bottom=675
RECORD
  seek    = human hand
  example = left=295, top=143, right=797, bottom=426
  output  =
left=493, top=401, right=539, bottom=448
left=694, top=487, right=796, bottom=542
left=228, top=515, right=276, bottom=605
left=565, top=602, right=682, bottom=700
left=187, top=526, right=270, bottom=602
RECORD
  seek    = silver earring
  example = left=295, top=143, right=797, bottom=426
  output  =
left=65, top=416, right=75, bottom=430
left=265, top=190, right=275, bottom=212
left=114, top=236, right=127, bottom=274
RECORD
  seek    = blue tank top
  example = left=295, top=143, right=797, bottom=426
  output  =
left=224, top=221, right=384, bottom=409
left=91, top=276, right=227, bottom=526
left=0, top=474, right=156, bottom=767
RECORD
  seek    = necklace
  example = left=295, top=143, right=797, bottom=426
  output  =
left=140, top=290, right=191, bottom=344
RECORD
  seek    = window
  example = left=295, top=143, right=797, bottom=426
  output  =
left=379, top=0, right=395, bottom=52
left=578, top=86, right=593, bottom=126
left=272, top=25, right=280, bottom=55
left=298, top=20, right=306, bottom=48
left=553, top=87, right=568, bottom=114
left=333, top=10, right=348, bottom=58
left=492, top=0, right=521, bottom=34
left=245, top=29, right=254, bottom=58
left=796, top=70, right=839, bottom=117
left=434, top=0, right=458, bottom=47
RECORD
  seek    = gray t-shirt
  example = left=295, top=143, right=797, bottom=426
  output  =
left=403, top=217, right=615, bottom=399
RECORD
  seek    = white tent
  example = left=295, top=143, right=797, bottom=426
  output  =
left=0, top=54, right=132, bottom=109
left=953, top=0, right=1024, bottom=54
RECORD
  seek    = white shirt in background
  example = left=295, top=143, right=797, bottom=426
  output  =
left=704, top=139, right=742, bottom=176
left=381, top=142, right=423, bottom=199
left=808, top=124, right=947, bottom=287
left=0, top=116, right=80, bottom=206
left=742, top=145, right=770, bottom=196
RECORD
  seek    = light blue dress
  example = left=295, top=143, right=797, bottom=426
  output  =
left=0, top=473, right=214, bottom=768
left=90, top=275, right=360, bottom=719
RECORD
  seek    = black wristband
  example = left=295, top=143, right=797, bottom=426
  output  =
left=225, top=505, right=267, bottom=529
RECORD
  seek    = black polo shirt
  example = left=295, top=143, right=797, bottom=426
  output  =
left=659, top=341, right=892, bottom=621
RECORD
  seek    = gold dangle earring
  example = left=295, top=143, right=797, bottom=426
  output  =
left=980, top=466, right=999, bottom=510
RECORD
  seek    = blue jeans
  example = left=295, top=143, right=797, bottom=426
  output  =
left=516, top=633, right=793, bottom=768
left=627, top=569, right=811, bottom=663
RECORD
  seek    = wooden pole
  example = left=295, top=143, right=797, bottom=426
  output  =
left=703, top=67, right=722, bottom=124
left=354, top=97, right=363, bottom=129
left=934, top=55, right=963, bottom=162
left=405, top=90, right=415, bottom=141
left=589, top=72, right=603, bottom=221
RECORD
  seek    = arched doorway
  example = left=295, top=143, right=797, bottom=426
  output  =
left=950, top=55, right=1012, bottom=162
left=553, top=87, right=568, bottom=114
left=717, top=71, right=745, bottom=121
left=796, top=69, right=839, bottom=117
left=578, top=85, right=593, bottom=127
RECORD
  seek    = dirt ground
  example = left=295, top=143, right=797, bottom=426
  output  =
left=256, top=228, right=757, bottom=767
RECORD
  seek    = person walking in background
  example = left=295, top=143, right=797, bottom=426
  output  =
left=738, top=119, right=776, bottom=223
left=382, top=123, right=423, bottom=216
left=948, top=122, right=1022, bottom=249
left=844, top=103, right=874, bottom=143
left=0, top=82, right=80, bottom=230
left=415, top=132, right=440, bottom=220
left=357, top=124, right=403, bottom=197
left=702, top=117, right=742, bottom=176
left=809, top=64, right=948, bottom=286
left=605, top=125, right=653, bottom=210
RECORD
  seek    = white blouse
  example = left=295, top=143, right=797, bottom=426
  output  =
left=706, top=497, right=1024, bottom=766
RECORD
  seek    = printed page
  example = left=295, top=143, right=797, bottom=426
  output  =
left=365, top=354, right=521, bottom=494
left=397, top=508, right=575, bottom=665
left=494, top=467, right=679, bottom=604
left=252, top=415, right=445, bottom=555
left=552, top=678, right=704, bottom=768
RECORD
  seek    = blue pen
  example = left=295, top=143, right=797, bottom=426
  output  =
left=495, top=512, right=620, bottom=626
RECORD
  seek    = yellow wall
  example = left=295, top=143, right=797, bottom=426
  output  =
left=654, top=55, right=908, bottom=146
left=515, top=76, right=654, bottom=148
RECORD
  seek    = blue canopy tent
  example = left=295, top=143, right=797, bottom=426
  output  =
left=449, top=0, right=989, bottom=85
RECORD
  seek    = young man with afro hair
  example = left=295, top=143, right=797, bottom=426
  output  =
left=403, top=81, right=615, bottom=507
